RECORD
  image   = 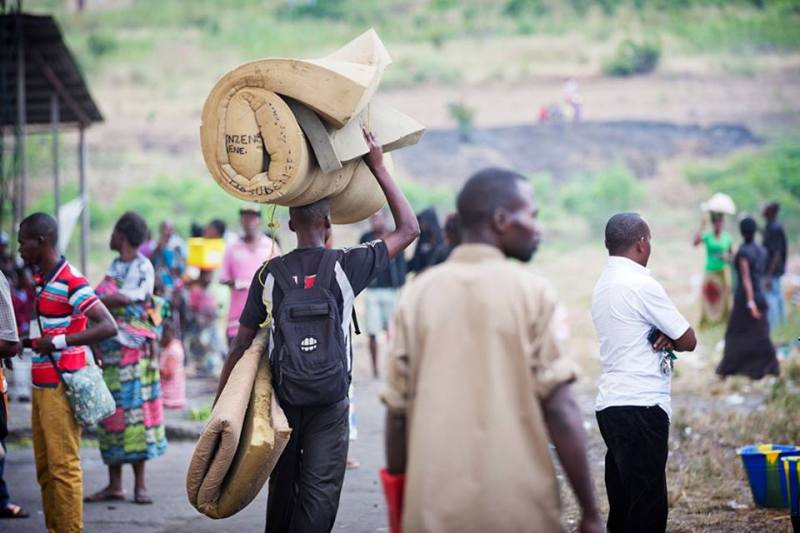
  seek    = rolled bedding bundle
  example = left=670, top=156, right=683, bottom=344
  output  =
left=200, top=29, right=425, bottom=224
left=186, top=330, right=291, bottom=519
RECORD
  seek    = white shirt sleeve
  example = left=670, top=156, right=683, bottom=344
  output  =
left=119, top=257, right=155, bottom=303
left=0, top=272, right=19, bottom=343
left=637, top=279, right=691, bottom=340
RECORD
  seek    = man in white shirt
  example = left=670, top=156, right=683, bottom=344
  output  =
left=591, top=213, right=696, bottom=533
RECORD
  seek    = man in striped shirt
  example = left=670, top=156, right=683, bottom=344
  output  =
left=18, top=213, right=117, bottom=532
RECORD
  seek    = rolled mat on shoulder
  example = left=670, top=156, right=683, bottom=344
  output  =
left=186, top=330, right=291, bottom=519
left=200, top=29, right=425, bottom=224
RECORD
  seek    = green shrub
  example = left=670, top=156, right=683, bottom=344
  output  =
left=87, top=32, right=118, bottom=58
left=603, top=39, right=661, bottom=76
left=447, top=101, right=477, bottom=142
left=398, top=180, right=454, bottom=213
left=558, top=166, right=645, bottom=234
left=188, top=404, right=212, bottom=421
left=276, top=0, right=349, bottom=20
left=504, top=0, right=551, bottom=17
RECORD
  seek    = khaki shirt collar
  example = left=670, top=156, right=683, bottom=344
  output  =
left=449, top=243, right=506, bottom=263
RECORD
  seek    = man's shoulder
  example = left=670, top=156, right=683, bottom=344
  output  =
left=59, top=261, right=90, bottom=286
left=339, top=240, right=386, bottom=261
left=595, top=266, right=656, bottom=294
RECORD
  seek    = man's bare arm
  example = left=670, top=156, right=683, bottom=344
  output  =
left=36, top=303, right=118, bottom=357
left=0, top=340, right=19, bottom=358
left=214, top=324, right=258, bottom=404
left=542, top=384, right=603, bottom=532
left=385, top=411, right=407, bottom=475
left=362, top=128, right=420, bottom=259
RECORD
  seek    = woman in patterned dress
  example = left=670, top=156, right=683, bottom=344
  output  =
left=693, top=211, right=733, bottom=327
left=85, top=212, right=167, bottom=505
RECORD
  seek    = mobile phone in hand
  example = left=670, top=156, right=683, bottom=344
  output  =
left=647, top=327, right=663, bottom=346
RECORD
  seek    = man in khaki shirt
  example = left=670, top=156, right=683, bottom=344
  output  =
left=383, top=168, right=602, bottom=533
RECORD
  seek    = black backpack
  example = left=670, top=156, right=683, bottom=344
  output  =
left=267, top=249, right=349, bottom=407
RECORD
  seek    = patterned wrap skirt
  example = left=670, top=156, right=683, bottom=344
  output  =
left=700, top=269, right=731, bottom=327
left=95, top=338, right=167, bottom=464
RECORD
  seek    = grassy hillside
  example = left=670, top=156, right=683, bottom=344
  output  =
left=10, top=0, right=800, bottom=279
left=24, top=0, right=800, bottom=87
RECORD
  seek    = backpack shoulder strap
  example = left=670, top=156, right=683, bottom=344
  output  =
left=266, top=257, right=297, bottom=293
left=315, top=249, right=339, bottom=289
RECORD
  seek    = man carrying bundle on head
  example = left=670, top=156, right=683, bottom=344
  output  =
left=214, top=128, right=419, bottom=533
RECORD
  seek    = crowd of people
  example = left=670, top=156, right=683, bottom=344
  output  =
left=0, top=130, right=791, bottom=533
left=693, top=202, right=787, bottom=380
left=0, top=202, right=283, bottom=528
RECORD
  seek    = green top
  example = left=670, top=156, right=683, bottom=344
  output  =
left=703, top=231, right=732, bottom=272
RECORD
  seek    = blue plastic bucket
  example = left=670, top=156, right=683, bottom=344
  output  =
left=783, top=456, right=800, bottom=533
left=737, top=444, right=800, bottom=508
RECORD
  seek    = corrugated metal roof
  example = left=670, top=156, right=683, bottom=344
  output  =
left=0, top=13, right=103, bottom=128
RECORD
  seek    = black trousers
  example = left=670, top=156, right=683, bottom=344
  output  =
left=265, top=398, right=350, bottom=533
left=596, top=405, right=670, bottom=533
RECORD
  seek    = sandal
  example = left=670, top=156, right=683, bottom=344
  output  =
left=134, top=491, right=153, bottom=505
left=0, top=504, right=29, bottom=518
left=84, top=489, right=126, bottom=503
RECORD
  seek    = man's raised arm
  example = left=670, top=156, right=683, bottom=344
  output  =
left=362, top=128, right=420, bottom=259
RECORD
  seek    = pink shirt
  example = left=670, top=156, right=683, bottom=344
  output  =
left=219, top=234, right=280, bottom=337
left=159, top=338, right=186, bottom=409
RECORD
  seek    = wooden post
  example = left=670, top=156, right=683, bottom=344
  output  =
left=51, top=92, right=60, bottom=219
left=14, top=12, right=26, bottom=235
left=78, top=125, right=88, bottom=273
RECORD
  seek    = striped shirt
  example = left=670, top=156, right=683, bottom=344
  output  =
left=33, top=258, right=100, bottom=387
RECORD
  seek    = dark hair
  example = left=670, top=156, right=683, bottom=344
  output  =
left=443, top=213, right=461, bottom=246
left=604, top=212, right=649, bottom=255
left=208, top=218, right=226, bottom=237
left=456, top=168, right=528, bottom=231
left=114, top=211, right=149, bottom=247
left=740, top=216, right=757, bottom=242
left=710, top=212, right=723, bottom=223
left=765, top=202, right=780, bottom=216
left=20, top=212, right=59, bottom=246
left=190, top=222, right=204, bottom=238
left=289, top=197, right=331, bottom=227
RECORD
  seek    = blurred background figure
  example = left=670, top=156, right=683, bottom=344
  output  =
left=203, top=219, right=227, bottom=240
left=408, top=208, right=444, bottom=275
left=694, top=194, right=736, bottom=328
left=0, top=269, right=28, bottom=520
left=158, top=319, right=186, bottom=409
left=762, top=202, right=787, bottom=331
left=7, top=266, right=35, bottom=402
left=360, top=210, right=407, bottom=378
left=716, top=217, right=779, bottom=380
left=0, top=234, right=14, bottom=278
left=429, top=212, right=461, bottom=267
left=184, top=269, right=225, bottom=377
left=150, top=220, right=186, bottom=298
left=149, top=220, right=187, bottom=342
left=563, top=77, right=582, bottom=122
left=219, top=205, right=281, bottom=346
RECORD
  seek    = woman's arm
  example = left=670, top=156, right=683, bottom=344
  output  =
left=99, top=293, right=131, bottom=309
left=692, top=219, right=707, bottom=247
left=738, top=257, right=761, bottom=320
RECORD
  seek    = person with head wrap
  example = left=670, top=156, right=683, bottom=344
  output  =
left=693, top=211, right=733, bottom=328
